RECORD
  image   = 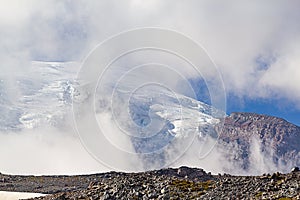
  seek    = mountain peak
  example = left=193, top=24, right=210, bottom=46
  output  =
left=228, top=112, right=292, bottom=126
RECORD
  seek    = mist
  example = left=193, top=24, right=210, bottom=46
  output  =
left=0, top=129, right=107, bottom=175
left=1, top=1, right=300, bottom=176
left=0, top=106, right=296, bottom=175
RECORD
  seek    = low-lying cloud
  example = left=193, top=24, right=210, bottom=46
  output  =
left=0, top=129, right=107, bottom=175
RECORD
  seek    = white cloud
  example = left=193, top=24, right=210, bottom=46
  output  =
left=259, top=39, right=300, bottom=105
left=0, top=129, right=107, bottom=175
left=1, top=0, right=300, bottom=175
left=2, top=0, right=298, bottom=105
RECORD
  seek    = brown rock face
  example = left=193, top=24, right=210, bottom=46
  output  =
left=216, top=112, right=300, bottom=171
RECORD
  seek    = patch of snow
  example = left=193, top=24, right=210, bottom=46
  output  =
left=0, top=191, right=46, bottom=200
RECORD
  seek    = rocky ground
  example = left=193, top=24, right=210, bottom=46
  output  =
left=0, top=166, right=299, bottom=199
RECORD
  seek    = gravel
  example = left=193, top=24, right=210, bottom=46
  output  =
left=1, top=166, right=299, bottom=199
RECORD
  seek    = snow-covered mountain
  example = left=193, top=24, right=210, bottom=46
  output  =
left=1, top=61, right=299, bottom=174
left=0, top=61, right=227, bottom=171
left=114, top=88, right=224, bottom=152
left=0, top=61, right=77, bottom=131
left=0, top=61, right=224, bottom=138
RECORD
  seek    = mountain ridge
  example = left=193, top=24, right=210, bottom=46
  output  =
left=216, top=112, right=300, bottom=173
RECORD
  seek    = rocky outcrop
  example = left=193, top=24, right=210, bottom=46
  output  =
left=19, top=167, right=300, bottom=199
left=216, top=112, right=300, bottom=171
left=201, top=170, right=300, bottom=199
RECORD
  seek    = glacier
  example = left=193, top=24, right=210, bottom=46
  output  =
left=0, top=61, right=77, bottom=131
left=0, top=61, right=227, bottom=171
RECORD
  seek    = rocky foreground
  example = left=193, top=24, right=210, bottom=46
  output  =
left=0, top=166, right=299, bottom=199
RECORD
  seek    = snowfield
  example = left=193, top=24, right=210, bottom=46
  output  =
left=0, top=191, right=46, bottom=200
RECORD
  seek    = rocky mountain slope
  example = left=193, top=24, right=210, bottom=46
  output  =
left=216, top=112, right=300, bottom=172
left=1, top=166, right=299, bottom=199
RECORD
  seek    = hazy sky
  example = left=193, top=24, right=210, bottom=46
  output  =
left=1, top=0, right=300, bottom=124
